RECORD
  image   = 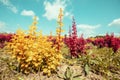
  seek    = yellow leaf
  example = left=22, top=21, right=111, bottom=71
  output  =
left=43, top=68, right=48, bottom=73
left=25, top=64, right=28, bottom=68
left=34, top=63, right=39, bottom=67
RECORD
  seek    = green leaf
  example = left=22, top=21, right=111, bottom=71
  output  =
left=57, top=73, right=65, bottom=79
left=90, top=60, right=99, bottom=64
left=106, top=70, right=111, bottom=76
left=18, top=77, right=24, bottom=80
left=65, top=67, right=73, bottom=79
left=73, top=74, right=82, bottom=78
left=84, top=64, right=89, bottom=76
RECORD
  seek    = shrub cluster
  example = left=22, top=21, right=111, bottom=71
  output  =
left=4, top=17, right=63, bottom=76
left=93, top=33, right=120, bottom=52
left=0, top=33, right=13, bottom=48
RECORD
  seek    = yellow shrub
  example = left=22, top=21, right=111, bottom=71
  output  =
left=4, top=17, right=63, bottom=76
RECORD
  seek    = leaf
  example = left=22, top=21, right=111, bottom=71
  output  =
left=43, top=68, right=48, bottom=73
left=106, top=70, right=111, bottom=76
left=84, top=64, right=89, bottom=76
left=65, top=67, right=73, bottom=79
left=57, top=73, right=65, bottom=79
left=73, top=74, right=82, bottom=78
left=18, top=77, right=24, bottom=80
left=90, top=59, right=99, bottom=64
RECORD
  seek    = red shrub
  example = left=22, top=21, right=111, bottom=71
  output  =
left=0, top=33, right=13, bottom=48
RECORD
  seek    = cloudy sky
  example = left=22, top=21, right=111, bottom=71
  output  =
left=0, top=0, right=120, bottom=38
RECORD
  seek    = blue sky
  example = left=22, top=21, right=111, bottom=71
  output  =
left=0, top=0, right=120, bottom=38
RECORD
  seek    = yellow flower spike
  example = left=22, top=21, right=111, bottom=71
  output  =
left=55, top=8, right=64, bottom=52
left=58, top=8, right=63, bottom=18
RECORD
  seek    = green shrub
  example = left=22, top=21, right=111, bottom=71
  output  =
left=79, top=46, right=120, bottom=79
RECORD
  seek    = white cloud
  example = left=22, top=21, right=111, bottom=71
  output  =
left=21, top=9, right=39, bottom=21
left=0, top=21, right=12, bottom=33
left=0, top=21, right=16, bottom=33
left=108, top=18, right=120, bottom=27
left=0, top=0, right=18, bottom=13
left=0, top=21, right=6, bottom=28
left=43, top=0, right=73, bottom=20
left=21, top=10, right=35, bottom=17
left=77, top=24, right=101, bottom=38
left=78, top=24, right=100, bottom=30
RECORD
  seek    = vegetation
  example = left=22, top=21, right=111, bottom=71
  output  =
left=0, top=8, right=120, bottom=80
